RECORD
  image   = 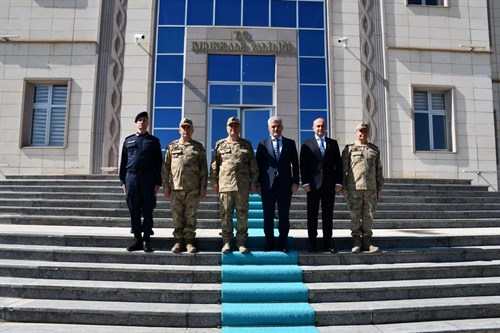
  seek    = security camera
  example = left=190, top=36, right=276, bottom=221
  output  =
left=134, top=34, right=145, bottom=42
left=338, top=37, right=349, bottom=46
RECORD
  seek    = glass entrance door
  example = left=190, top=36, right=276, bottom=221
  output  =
left=208, top=107, right=272, bottom=157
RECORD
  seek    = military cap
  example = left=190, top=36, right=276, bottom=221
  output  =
left=134, top=111, right=149, bottom=123
left=356, top=122, right=370, bottom=131
left=179, top=117, right=193, bottom=127
left=227, top=117, right=240, bottom=126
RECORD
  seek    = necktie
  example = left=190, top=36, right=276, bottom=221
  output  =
left=273, top=139, right=280, bottom=160
left=319, top=138, right=325, bottom=156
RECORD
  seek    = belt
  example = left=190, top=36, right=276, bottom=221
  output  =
left=127, top=168, right=153, bottom=174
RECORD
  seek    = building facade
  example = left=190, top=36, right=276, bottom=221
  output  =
left=0, top=0, right=499, bottom=191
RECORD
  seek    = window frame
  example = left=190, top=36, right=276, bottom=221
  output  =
left=407, top=0, right=448, bottom=7
left=20, top=78, right=72, bottom=149
left=411, top=85, right=456, bottom=153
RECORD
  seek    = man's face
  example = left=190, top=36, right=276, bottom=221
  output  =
left=313, top=118, right=327, bottom=138
left=135, top=117, right=149, bottom=132
left=227, top=123, right=240, bottom=138
left=356, top=128, right=369, bottom=144
left=179, top=124, right=194, bottom=141
left=268, top=120, right=283, bottom=139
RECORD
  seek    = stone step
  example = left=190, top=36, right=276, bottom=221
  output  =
left=2, top=206, right=500, bottom=220
left=3, top=198, right=500, bottom=212
left=1, top=319, right=500, bottom=333
left=0, top=322, right=220, bottom=333
left=0, top=182, right=491, bottom=193
left=301, top=260, right=500, bottom=282
left=1, top=244, right=499, bottom=267
left=2, top=258, right=499, bottom=284
left=307, top=277, right=500, bottom=302
left=1, top=295, right=499, bottom=327
left=0, top=277, right=220, bottom=304
left=1, top=225, right=499, bottom=250
left=2, top=190, right=500, bottom=203
left=1, top=276, right=498, bottom=305
left=2, top=215, right=499, bottom=229
left=0, top=297, right=220, bottom=327
left=312, top=296, right=500, bottom=326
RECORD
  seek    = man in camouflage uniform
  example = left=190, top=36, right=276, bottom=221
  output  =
left=342, top=122, right=384, bottom=253
left=162, top=117, right=208, bottom=254
left=210, top=117, right=259, bottom=254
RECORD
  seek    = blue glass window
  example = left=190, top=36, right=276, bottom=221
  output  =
left=242, top=86, right=273, bottom=105
left=298, top=1, right=324, bottom=28
left=209, top=85, right=241, bottom=104
left=215, top=0, right=241, bottom=26
left=187, top=0, right=214, bottom=25
left=208, top=55, right=240, bottom=81
left=298, top=30, right=325, bottom=57
left=271, top=0, right=296, bottom=28
left=243, top=0, right=269, bottom=27
left=155, top=83, right=183, bottom=107
left=300, top=111, right=327, bottom=130
left=300, top=58, right=326, bottom=84
left=155, top=129, right=181, bottom=148
left=432, top=115, right=446, bottom=149
left=153, top=108, right=182, bottom=128
left=415, top=113, right=430, bottom=151
left=158, top=0, right=186, bottom=25
left=156, top=55, right=184, bottom=81
left=300, top=85, right=327, bottom=109
left=243, top=109, right=272, bottom=148
left=242, top=55, right=275, bottom=82
left=157, top=28, right=185, bottom=53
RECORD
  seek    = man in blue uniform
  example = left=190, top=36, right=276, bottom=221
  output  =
left=119, top=111, right=163, bottom=252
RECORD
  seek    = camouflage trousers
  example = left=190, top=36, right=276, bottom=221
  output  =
left=346, top=190, right=377, bottom=237
left=171, top=189, right=200, bottom=241
left=219, top=190, right=249, bottom=245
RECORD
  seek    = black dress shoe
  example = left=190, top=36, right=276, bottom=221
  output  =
left=127, top=240, right=143, bottom=252
left=143, top=240, right=153, bottom=253
left=323, top=247, right=337, bottom=254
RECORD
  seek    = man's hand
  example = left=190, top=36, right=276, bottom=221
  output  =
left=121, top=184, right=126, bottom=194
left=250, top=183, right=257, bottom=194
left=303, top=184, right=311, bottom=192
left=291, top=183, right=298, bottom=194
left=163, top=187, right=171, bottom=198
left=199, top=189, right=207, bottom=200
left=153, top=185, right=160, bottom=197
left=335, top=184, right=343, bottom=193
left=342, top=188, right=348, bottom=198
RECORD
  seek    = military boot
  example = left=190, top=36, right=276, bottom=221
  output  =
left=185, top=240, right=197, bottom=254
left=362, top=237, right=379, bottom=253
left=351, top=236, right=362, bottom=253
left=171, top=240, right=184, bottom=253
left=237, top=242, right=249, bottom=253
left=221, top=242, right=231, bottom=254
left=127, top=233, right=143, bottom=252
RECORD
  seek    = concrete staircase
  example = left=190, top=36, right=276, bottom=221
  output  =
left=0, top=175, right=499, bottom=332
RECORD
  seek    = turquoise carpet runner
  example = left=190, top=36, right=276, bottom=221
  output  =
left=221, top=194, right=319, bottom=333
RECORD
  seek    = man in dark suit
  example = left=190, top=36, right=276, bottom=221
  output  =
left=256, top=116, right=300, bottom=252
left=300, top=118, right=343, bottom=253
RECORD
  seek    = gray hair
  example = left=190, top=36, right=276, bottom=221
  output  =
left=268, top=116, right=283, bottom=127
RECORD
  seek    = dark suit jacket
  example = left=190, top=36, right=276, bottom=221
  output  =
left=300, top=136, right=342, bottom=191
left=256, top=136, right=299, bottom=192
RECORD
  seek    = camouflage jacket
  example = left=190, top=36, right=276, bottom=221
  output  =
left=210, top=137, right=259, bottom=192
left=342, top=142, right=384, bottom=192
left=162, top=139, right=208, bottom=191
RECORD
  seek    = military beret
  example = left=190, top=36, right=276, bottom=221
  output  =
left=134, top=111, right=149, bottom=123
